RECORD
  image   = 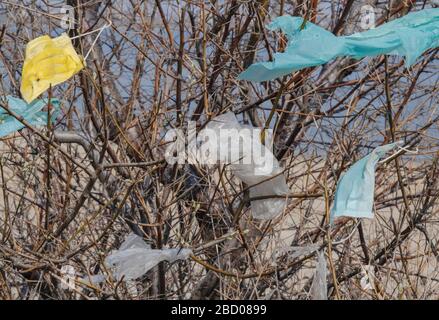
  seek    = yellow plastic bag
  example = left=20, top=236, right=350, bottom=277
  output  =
left=20, top=33, right=84, bottom=103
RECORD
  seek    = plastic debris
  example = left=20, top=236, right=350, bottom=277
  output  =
left=331, top=142, right=402, bottom=221
left=239, top=9, right=439, bottom=81
left=82, top=274, right=106, bottom=285
left=202, top=112, right=289, bottom=220
left=360, top=265, right=375, bottom=291
left=0, top=96, right=60, bottom=137
left=310, top=250, right=328, bottom=300
left=105, top=233, right=192, bottom=281
left=21, top=33, right=85, bottom=103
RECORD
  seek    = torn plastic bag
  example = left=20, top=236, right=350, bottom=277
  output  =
left=310, top=250, right=328, bottom=300
left=331, top=142, right=402, bottom=221
left=105, top=233, right=192, bottom=281
left=239, top=9, right=439, bottom=81
left=0, top=96, right=60, bottom=137
left=202, top=112, right=289, bottom=220
left=21, top=33, right=85, bottom=103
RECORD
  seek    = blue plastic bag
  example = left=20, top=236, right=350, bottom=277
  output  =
left=330, top=142, right=401, bottom=221
left=0, top=96, right=60, bottom=137
left=239, top=9, right=439, bottom=81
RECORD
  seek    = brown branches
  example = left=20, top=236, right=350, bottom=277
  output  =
left=0, top=0, right=438, bottom=300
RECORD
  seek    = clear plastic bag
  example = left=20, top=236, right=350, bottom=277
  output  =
left=105, top=233, right=192, bottom=281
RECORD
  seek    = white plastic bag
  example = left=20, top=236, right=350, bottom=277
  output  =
left=202, top=112, right=289, bottom=219
left=105, top=233, right=192, bottom=281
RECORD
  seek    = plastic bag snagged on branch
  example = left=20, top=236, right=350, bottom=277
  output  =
left=239, top=9, right=439, bottom=81
left=105, top=233, right=192, bottom=281
left=331, top=142, right=401, bottom=221
left=0, top=96, right=60, bottom=137
left=201, top=112, right=289, bottom=220
left=21, top=34, right=85, bottom=103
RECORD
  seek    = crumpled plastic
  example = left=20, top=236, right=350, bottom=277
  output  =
left=0, top=96, right=60, bottom=137
left=105, top=233, right=192, bottom=281
left=310, top=250, right=327, bottom=300
left=239, top=9, right=439, bottom=81
left=21, top=33, right=85, bottom=103
left=331, top=142, right=402, bottom=221
left=201, top=112, right=289, bottom=220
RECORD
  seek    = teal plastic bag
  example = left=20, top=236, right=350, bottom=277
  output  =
left=239, top=9, right=439, bottom=81
left=330, top=142, right=401, bottom=221
left=0, top=96, right=60, bottom=137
